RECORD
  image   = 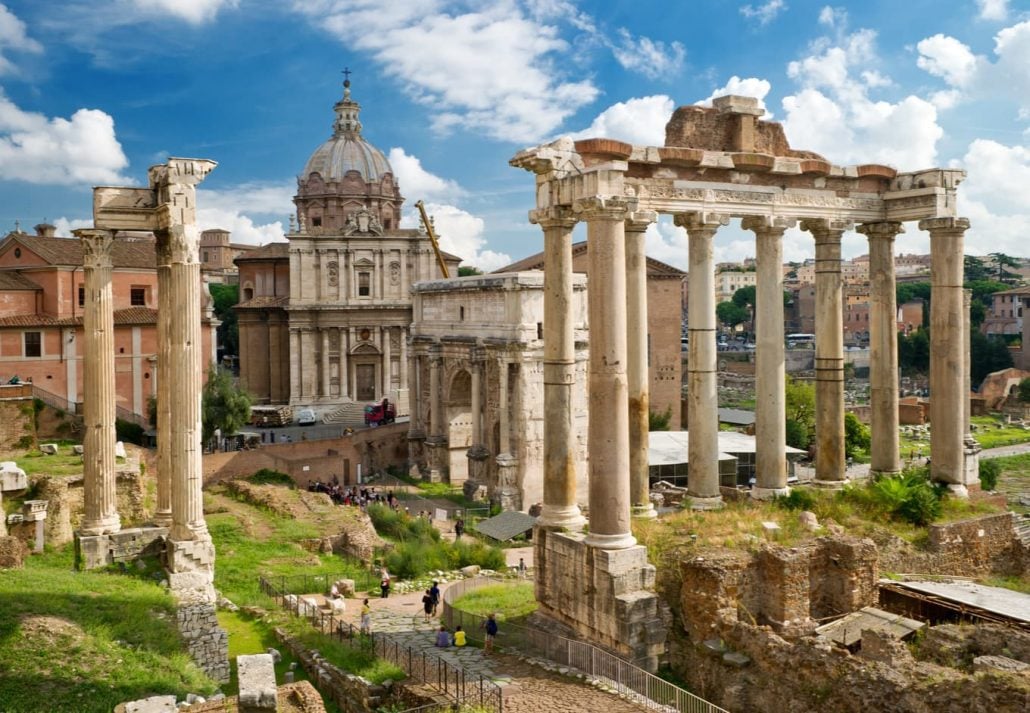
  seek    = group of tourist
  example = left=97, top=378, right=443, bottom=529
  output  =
left=432, top=614, right=498, bottom=653
left=308, top=480, right=401, bottom=509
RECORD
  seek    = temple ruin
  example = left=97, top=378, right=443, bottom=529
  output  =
left=511, top=95, right=978, bottom=670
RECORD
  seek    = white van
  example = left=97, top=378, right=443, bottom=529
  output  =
left=296, top=408, right=317, bottom=426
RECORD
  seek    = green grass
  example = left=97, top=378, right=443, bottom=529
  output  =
left=0, top=547, right=216, bottom=713
left=450, top=582, right=537, bottom=620
left=14, top=449, right=86, bottom=477
left=969, top=415, right=1030, bottom=450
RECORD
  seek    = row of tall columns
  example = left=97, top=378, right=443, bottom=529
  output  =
left=78, top=230, right=122, bottom=536
left=289, top=325, right=412, bottom=401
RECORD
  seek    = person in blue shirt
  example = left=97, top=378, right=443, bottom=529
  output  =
left=435, top=625, right=451, bottom=648
left=482, top=613, right=498, bottom=653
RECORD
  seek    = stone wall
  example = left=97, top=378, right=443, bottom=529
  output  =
left=0, top=397, right=34, bottom=449
left=75, top=526, right=168, bottom=569
left=533, top=527, right=667, bottom=670
left=880, top=512, right=1027, bottom=577
left=178, top=600, right=230, bottom=683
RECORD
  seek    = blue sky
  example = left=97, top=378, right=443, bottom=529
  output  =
left=0, top=0, right=1028, bottom=271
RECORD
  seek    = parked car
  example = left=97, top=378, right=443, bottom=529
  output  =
left=296, top=408, right=317, bottom=426
left=364, top=399, right=397, bottom=427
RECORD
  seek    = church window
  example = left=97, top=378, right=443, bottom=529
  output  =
left=203, top=251, right=210, bottom=263
left=78, top=286, right=85, bottom=306
left=312, top=216, right=322, bottom=227
left=24, top=331, right=41, bottom=358
left=131, top=287, right=147, bottom=306
left=243, top=287, right=254, bottom=301
left=358, top=272, right=370, bottom=296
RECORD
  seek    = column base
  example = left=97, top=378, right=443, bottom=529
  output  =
left=79, top=514, right=121, bottom=537
left=688, top=494, right=723, bottom=510
left=946, top=483, right=969, bottom=498
left=812, top=479, right=848, bottom=490
left=152, top=511, right=173, bottom=528
left=631, top=503, right=658, bottom=519
left=537, top=504, right=587, bottom=532
left=750, top=486, right=790, bottom=501
left=869, top=469, right=901, bottom=480
left=583, top=531, right=637, bottom=550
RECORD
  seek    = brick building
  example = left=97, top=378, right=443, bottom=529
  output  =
left=0, top=225, right=217, bottom=418
left=199, top=228, right=257, bottom=284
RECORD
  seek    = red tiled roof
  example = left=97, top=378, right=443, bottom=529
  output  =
left=234, top=242, right=289, bottom=262
left=496, top=240, right=685, bottom=277
left=0, top=313, right=66, bottom=327
left=236, top=295, right=288, bottom=309
left=0, top=307, right=208, bottom=328
left=0, top=271, right=41, bottom=290
left=0, top=233, right=157, bottom=269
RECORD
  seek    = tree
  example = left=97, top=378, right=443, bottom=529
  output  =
left=649, top=407, right=672, bottom=431
left=989, top=252, right=1021, bottom=284
left=784, top=376, right=815, bottom=449
left=970, top=331, right=1013, bottom=385
left=716, top=301, right=749, bottom=328
left=844, top=412, right=871, bottom=459
left=202, top=365, right=252, bottom=443
left=964, top=255, right=990, bottom=283
left=898, top=328, right=930, bottom=374
left=731, top=285, right=756, bottom=310
left=458, top=266, right=483, bottom=277
left=208, top=283, right=239, bottom=358
left=1019, top=377, right=1030, bottom=403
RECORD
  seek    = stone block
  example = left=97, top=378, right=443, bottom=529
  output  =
left=115, top=441, right=127, bottom=459
left=238, top=653, right=277, bottom=712
left=0, top=535, right=29, bottom=569
left=722, top=651, right=751, bottom=667
left=333, top=578, right=355, bottom=597
left=593, top=544, right=648, bottom=575
left=73, top=445, right=84, bottom=455
left=39, top=443, right=59, bottom=455
left=75, top=533, right=111, bottom=570
left=122, top=695, right=178, bottom=713
left=0, top=462, right=27, bottom=492
left=461, top=565, right=481, bottom=577
left=973, top=655, right=1030, bottom=674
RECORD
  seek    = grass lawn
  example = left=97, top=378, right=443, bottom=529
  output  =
left=984, top=452, right=1030, bottom=514
left=450, top=582, right=537, bottom=621
left=0, top=547, right=216, bottom=713
left=13, top=449, right=89, bottom=477
left=971, top=414, right=1030, bottom=449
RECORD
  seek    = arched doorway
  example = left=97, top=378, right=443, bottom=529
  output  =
left=447, top=369, right=473, bottom=484
left=350, top=343, right=380, bottom=402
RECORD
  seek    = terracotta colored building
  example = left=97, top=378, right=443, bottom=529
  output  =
left=199, top=228, right=257, bottom=284
left=498, top=242, right=685, bottom=429
left=234, top=80, right=460, bottom=412
left=0, top=225, right=217, bottom=418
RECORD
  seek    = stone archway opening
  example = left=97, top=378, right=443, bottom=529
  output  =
left=446, top=369, right=473, bottom=485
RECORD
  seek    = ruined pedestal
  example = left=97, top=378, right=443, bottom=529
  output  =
left=424, top=436, right=447, bottom=482
left=533, top=526, right=666, bottom=670
left=493, top=453, right=521, bottom=512
left=75, top=526, right=169, bottom=570
left=464, top=445, right=491, bottom=502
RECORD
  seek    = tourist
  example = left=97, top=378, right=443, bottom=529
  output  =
left=517, top=557, right=527, bottom=579
left=360, top=599, right=372, bottom=636
left=380, top=572, right=391, bottom=599
left=435, top=625, right=451, bottom=648
left=422, top=589, right=434, bottom=622
left=429, top=581, right=441, bottom=616
left=453, top=625, right=466, bottom=647
left=454, top=517, right=465, bottom=540
left=482, top=613, right=498, bottom=654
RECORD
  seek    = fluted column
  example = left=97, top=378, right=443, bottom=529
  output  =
left=676, top=212, right=729, bottom=508
left=860, top=221, right=904, bottom=477
left=802, top=218, right=850, bottom=486
left=744, top=216, right=793, bottom=498
left=289, top=329, right=301, bottom=402
left=321, top=328, right=331, bottom=399
left=497, top=360, right=511, bottom=454
left=535, top=208, right=585, bottom=530
left=626, top=210, right=658, bottom=518
left=577, top=196, right=635, bottom=550
left=154, top=238, right=173, bottom=527
left=922, top=217, right=971, bottom=495
left=382, top=326, right=392, bottom=399
left=76, top=228, right=121, bottom=536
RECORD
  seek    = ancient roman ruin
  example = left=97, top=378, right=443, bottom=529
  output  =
left=512, top=94, right=978, bottom=669
left=73, top=157, right=229, bottom=682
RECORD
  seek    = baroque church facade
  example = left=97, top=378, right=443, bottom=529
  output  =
left=235, top=80, right=460, bottom=413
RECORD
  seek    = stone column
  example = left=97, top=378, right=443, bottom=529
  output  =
left=154, top=238, right=173, bottom=527
left=321, top=329, right=331, bottom=399
left=426, top=345, right=445, bottom=482
left=289, top=329, right=300, bottom=402
left=802, top=218, right=850, bottom=486
left=75, top=229, right=121, bottom=536
left=467, top=350, right=490, bottom=487
left=470, top=355, right=483, bottom=447
left=625, top=210, right=658, bottom=518
left=577, top=196, right=635, bottom=550
left=743, top=216, right=793, bottom=499
left=675, top=212, right=728, bottom=508
left=535, top=208, right=585, bottom=530
left=399, top=328, right=409, bottom=391
left=382, top=326, right=392, bottom=399
left=922, top=217, right=971, bottom=495
left=859, top=222, right=904, bottom=477
left=963, top=289, right=981, bottom=486
left=494, top=358, right=519, bottom=509
left=339, top=327, right=348, bottom=399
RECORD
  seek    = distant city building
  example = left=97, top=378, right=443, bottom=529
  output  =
left=199, top=228, right=257, bottom=284
left=982, top=286, right=1030, bottom=337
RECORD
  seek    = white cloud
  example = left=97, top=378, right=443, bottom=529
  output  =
left=0, top=4, right=43, bottom=75
left=0, top=91, right=130, bottom=185
left=130, top=0, right=238, bottom=24
left=402, top=202, right=511, bottom=272
left=781, top=23, right=942, bottom=168
left=976, top=0, right=1009, bottom=21
left=740, top=0, right=787, bottom=26
left=817, top=5, right=845, bottom=29
left=697, top=76, right=772, bottom=115
left=610, top=29, right=685, bottom=79
left=388, top=147, right=465, bottom=203
left=293, top=0, right=598, bottom=143
left=52, top=217, right=93, bottom=237
left=915, top=21, right=1030, bottom=118
left=196, top=181, right=294, bottom=245
left=566, top=95, right=674, bottom=146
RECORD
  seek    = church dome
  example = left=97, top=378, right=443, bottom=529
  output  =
left=300, top=79, right=393, bottom=183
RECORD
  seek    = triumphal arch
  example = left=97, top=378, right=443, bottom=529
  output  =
left=512, top=95, right=975, bottom=670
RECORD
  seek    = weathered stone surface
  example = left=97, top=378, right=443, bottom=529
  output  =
left=333, top=579, right=355, bottom=598
left=238, top=653, right=277, bottom=712
left=119, top=694, right=178, bottom=713
left=973, top=655, right=1029, bottom=673
left=39, top=443, right=59, bottom=455
left=0, top=461, right=27, bottom=492
left=0, top=535, right=29, bottom=568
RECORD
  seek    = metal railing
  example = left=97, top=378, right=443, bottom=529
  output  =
left=259, top=575, right=503, bottom=712
left=443, top=576, right=728, bottom=713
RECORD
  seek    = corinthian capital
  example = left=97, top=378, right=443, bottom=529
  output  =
left=531, top=206, right=577, bottom=230
left=673, top=211, right=730, bottom=235
left=573, top=195, right=635, bottom=221
left=74, top=229, right=116, bottom=269
left=800, top=217, right=852, bottom=240
left=918, top=217, right=970, bottom=236
left=625, top=210, right=658, bottom=234
left=741, top=215, right=796, bottom=235
left=857, top=221, right=905, bottom=239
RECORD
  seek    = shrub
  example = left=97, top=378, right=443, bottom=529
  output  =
left=247, top=468, right=294, bottom=487
left=853, top=466, right=942, bottom=526
left=979, top=459, right=1001, bottom=491
left=844, top=412, right=871, bottom=458
left=785, top=418, right=810, bottom=450
left=116, top=418, right=145, bottom=446
left=775, top=488, right=817, bottom=511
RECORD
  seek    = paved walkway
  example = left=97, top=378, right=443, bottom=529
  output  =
left=325, top=584, right=648, bottom=713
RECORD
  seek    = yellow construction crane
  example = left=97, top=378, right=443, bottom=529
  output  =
left=415, top=200, right=449, bottom=279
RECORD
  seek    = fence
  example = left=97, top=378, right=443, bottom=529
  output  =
left=442, top=576, right=728, bottom=713
left=259, top=575, right=503, bottom=712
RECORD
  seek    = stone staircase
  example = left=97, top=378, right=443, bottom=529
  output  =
left=321, top=400, right=366, bottom=426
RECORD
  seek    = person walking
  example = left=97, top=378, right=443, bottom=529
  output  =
left=454, top=517, right=465, bottom=540
left=482, top=613, right=498, bottom=654
left=422, top=589, right=434, bottom=622
left=517, top=557, right=527, bottom=579
left=360, top=599, right=372, bottom=636
left=429, top=581, right=441, bottom=616
left=380, top=572, right=391, bottom=599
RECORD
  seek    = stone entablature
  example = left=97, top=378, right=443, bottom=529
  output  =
left=409, top=272, right=589, bottom=510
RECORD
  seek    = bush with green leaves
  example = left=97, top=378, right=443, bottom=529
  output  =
left=847, top=467, right=942, bottom=526
left=367, top=503, right=440, bottom=542
left=248, top=468, right=294, bottom=487
left=979, top=459, right=1000, bottom=491
left=775, top=487, right=817, bottom=512
left=844, top=412, right=871, bottom=459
